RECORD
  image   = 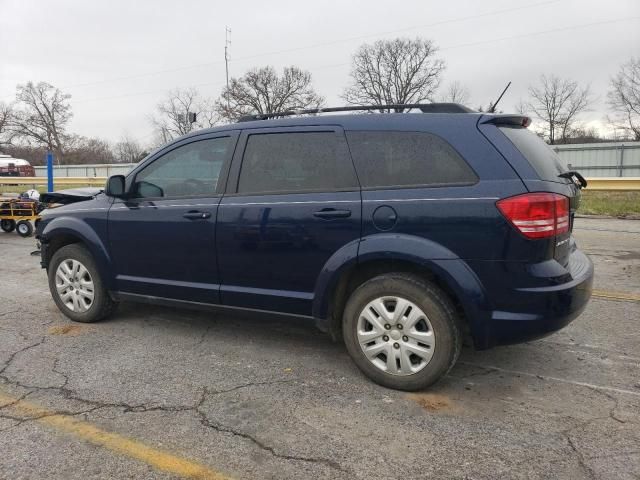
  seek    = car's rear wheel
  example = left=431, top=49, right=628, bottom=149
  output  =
left=342, top=273, right=462, bottom=391
left=48, top=244, right=116, bottom=323
left=1, top=219, right=16, bottom=233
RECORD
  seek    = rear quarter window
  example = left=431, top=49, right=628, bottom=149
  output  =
left=499, top=126, right=569, bottom=182
left=345, top=131, right=478, bottom=189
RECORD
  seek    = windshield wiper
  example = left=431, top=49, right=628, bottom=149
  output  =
left=558, top=170, right=587, bottom=189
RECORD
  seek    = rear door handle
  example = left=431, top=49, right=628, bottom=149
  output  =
left=183, top=211, right=211, bottom=220
left=313, top=208, right=351, bottom=219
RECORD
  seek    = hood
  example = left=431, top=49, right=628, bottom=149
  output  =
left=40, top=187, right=102, bottom=205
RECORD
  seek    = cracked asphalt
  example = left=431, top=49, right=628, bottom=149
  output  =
left=1, top=217, right=639, bottom=480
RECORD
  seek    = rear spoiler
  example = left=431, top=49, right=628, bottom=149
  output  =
left=480, top=115, right=531, bottom=128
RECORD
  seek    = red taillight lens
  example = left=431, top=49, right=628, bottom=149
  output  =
left=497, top=193, right=570, bottom=239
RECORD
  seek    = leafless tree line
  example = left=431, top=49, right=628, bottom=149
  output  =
left=1, top=38, right=638, bottom=165
left=0, top=82, right=147, bottom=165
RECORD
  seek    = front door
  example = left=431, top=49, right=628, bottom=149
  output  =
left=217, top=127, right=362, bottom=316
left=108, top=133, right=237, bottom=303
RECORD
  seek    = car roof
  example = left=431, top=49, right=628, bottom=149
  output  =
left=184, top=112, right=486, bottom=139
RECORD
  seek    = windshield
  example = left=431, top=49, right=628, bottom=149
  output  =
left=499, top=126, right=569, bottom=182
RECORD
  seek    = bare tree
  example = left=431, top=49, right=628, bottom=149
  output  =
left=343, top=38, right=445, bottom=111
left=114, top=134, right=145, bottom=163
left=0, top=102, right=16, bottom=149
left=440, top=81, right=470, bottom=105
left=65, top=136, right=115, bottom=165
left=196, top=98, right=221, bottom=128
left=216, top=66, right=324, bottom=121
left=608, top=57, right=640, bottom=141
left=514, top=99, right=529, bottom=115
left=151, top=88, right=199, bottom=143
left=11, top=82, right=73, bottom=161
left=526, top=75, right=592, bottom=144
left=151, top=87, right=219, bottom=143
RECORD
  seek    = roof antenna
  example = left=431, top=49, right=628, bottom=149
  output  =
left=488, top=81, right=511, bottom=113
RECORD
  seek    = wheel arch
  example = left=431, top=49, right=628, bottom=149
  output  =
left=40, top=217, right=114, bottom=289
left=313, top=233, right=490, bottom=342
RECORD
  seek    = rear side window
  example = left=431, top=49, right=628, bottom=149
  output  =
left=499, top=126, right=568, bottom=182
left=237, top=132, right=358, bottom=194
left=346, top=131, right=477, bottom=189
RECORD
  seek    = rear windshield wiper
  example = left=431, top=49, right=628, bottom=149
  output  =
left=558, top=170, right=587, bottom=189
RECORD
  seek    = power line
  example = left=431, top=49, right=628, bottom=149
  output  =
left=21, top=15, right=640, bottom=107
left=73, top=81, right=225, bottom=104
left=1, top=0, right=561, bottom=98
left=438, top=16, right=640, bottom=52
left=279, top=16, right=640, bottom=74
left=230, top=0, right=563, bottom=63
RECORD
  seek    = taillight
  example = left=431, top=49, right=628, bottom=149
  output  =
left=497, top=193, right=569, bottom=239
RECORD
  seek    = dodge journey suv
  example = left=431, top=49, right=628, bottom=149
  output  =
left=36, top=103, right=594, bottom=391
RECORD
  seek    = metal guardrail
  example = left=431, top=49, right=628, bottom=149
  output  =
left=1, top=176, right=639, bottom=190
left=583, top=177, right=640, bottom=191
left=0, top=177, right=107, bottom=188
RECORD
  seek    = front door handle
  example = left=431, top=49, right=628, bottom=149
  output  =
left=183, top=211, right=211, bottom=220
left=313, top=208, right=351, bottom=219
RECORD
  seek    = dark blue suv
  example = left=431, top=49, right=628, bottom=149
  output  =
left=36, top=104, right=594, bottom=391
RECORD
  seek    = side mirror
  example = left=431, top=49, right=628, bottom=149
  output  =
left=105, top=175, right=126, bottom=197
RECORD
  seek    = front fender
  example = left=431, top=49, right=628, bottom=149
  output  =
left=40, top=216, right=114, bottom=289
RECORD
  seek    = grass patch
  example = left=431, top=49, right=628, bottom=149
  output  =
left=578, top=190, right=640, bottom=217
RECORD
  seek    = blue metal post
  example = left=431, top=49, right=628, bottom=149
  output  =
left=46, top=151, right=54, bottom=192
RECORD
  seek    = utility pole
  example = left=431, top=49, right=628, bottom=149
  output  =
left=224, top=26, right=231, bottom=109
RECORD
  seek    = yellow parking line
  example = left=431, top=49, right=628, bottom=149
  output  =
left=0, top=392, right=232, bottom=480
left=592, top=289, right=640, bottom=303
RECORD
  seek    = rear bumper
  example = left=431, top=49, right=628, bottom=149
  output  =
left=471, top=248, right=594, bottom=349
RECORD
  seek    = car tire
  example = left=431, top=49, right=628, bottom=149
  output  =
left=16, top=220, right=33, bottom=237
left=342, top=273, right=462, bottom=391
left=48, top=244, right=117, bottom=323
left=1, top=219, right=16, bottom=233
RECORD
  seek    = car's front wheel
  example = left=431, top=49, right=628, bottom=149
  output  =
left=342, top=273, right=462, bottom=391
left=48, top=244, right=116, bottom=323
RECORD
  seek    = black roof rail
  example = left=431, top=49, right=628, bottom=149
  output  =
left=237, top=103, right=474, bottom=122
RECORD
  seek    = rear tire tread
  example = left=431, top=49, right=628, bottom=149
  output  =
left=342, top=272, right=463, bottom=391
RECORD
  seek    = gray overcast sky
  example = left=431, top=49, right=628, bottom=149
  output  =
left=1, top=0, right=638, bottom=145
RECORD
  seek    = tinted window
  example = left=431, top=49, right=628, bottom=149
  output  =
left=237, top=132, right=357, bottom=194
left=499, top=126, right=568, bottom=182
left=134, top=137, right=230, bottom=198
left=346, top=131, right=477, bottom=188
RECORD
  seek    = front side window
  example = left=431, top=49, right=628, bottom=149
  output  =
left=133, top=137, right=230, bottom=198
left=237, top=132, right=357, bottom=194
left=346, top=131, right=478, bottom=189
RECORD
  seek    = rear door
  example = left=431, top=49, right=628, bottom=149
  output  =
left=216, top=126, right=361, bottom=316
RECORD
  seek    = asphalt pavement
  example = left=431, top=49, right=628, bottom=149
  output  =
left=0, top=217, right=638, bottom=480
